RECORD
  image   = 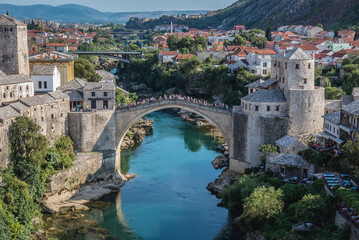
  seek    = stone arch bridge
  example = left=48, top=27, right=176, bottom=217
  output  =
left=68, top=99, right=234, bottom=175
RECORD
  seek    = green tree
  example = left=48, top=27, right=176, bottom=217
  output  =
left=294, top=194, right=327, bottom=225
left=220, top=175, right=267, bottom=213
left=280, top=183, right=306, bottom=205
left=74, top=58, right=101, bottom=82
left=243, top=186, right=284, bottom=221
left=341, top=138, right=359, bottom=177
left=9, top=116, right=47, bottom=165
left=5, top=10, right=9, bottom=16
left=259, top=144, right=278, bottom=164
left=265, top=26, right=272, bottom=41
left=167, top=35, right=180, bottom=51
left=232, top=34, right=247, bottom=46
left=343, top=69, right=359, bottom=94
left=317, top=23, right=323, bottom=29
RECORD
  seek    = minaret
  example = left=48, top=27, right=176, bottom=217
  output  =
left=0, top=15, right=29, bottom=76
left=170, top=21, right=173, bottom=34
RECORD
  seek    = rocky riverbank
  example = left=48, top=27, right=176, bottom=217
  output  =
left=120, top=118, right=154, bottom=149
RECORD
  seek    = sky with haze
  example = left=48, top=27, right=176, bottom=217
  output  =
left=0, top=0, right=236, bottom=12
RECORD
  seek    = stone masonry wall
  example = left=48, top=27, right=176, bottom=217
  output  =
left=230, top=109, right=289, bottom=172
left=288, top=88, right=325, bottom=136
left=68, top=110, right=116, bottom=152
left=196, top=51, right=228, bottom=61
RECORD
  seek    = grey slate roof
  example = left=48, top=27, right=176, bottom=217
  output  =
left=241, top=89, right=286, bottom=103
left=0, top=74, right=32, bottom=85
left=266, top=153, right=311, bottom=168
left=0, top=15, right=26, bottom=26
left=57, top=79, right=86, bottom=91
left=275, top=135, right=299, bottom=148
left=96, top=70, right=116, bottom=82
left=342, top=100, right=359, bottom=116
left=64, top=90, right=84, bottom=102
left=0, top=106, right=20, bottom=121
left=31, top=65, right=56, bottom=76
left=83, top=82, right=115, bottom=91
left=274, top=47, right=312, bottom=60
left=47, top=91, right=69, bottom=100
left=20, top=95, right=46, bottom=107
left=245, top=79, right=264, bottom=88
left=260, top=78, right=278, bottom=88
left=322, top=111, right=341, bottom=125
left=342, top=95, right=354, bottom=106
left=40, top=94, right=58, bottom=104
left=10, top=102, right=29, bottom=112
left=325, top=100, right=341, bottom=110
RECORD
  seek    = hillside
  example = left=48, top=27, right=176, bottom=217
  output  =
left=0, top=4, right=208, bottom=23
left=128, top=0, right=359, bottom=30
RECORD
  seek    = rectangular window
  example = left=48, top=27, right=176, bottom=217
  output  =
left=296, top=64, right=300, bottom=69
left=285, top=62, right=287, bottom=69
left=276, top=106, right=280, bottom=111
left=250, top=89, right=253, bottom=93
left=38, top=81, right=42, bottom=89
left=91, top=92, right=95, bottom=97
left=104, top=92, right=108, bottom=97
left=91, top=100, right=96, bottom=109
left=283, top=77, right=285, bottom=83
left=255, top=106, right=259, bottom=111
left=44, top=81, right=47, bottom=89
left=245, top=104, right=247, bottom=110
left=278, top=62, right=281, bottom=68
left=263, top=70, right=267, bottom=75
left=308, top=63, right=311, bottom=69
left=304, top=78, right=307, bottom=84
left=267, top=106, right=270, bottom=111
left=263, top=62, right=267, bottom=67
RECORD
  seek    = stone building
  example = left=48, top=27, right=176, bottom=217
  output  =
left=266, top=153, right=313, bottom=178
left=29, top=51, right=77, bottom=86
left=83, top=82, right=116, bottom=110
left=230, top=47, right=325, bottom=171
left=271, top=47, right=325, bottom=136
left=0, top=91, right=69, bottom=168
left=0, top=70, right=34, bottom=105
left=275, top=135, right=307, bottom=155
left=0, top=15, right=29, bottom=76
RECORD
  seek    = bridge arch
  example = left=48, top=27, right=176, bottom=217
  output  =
left=115, top=100, right=232, bottom=163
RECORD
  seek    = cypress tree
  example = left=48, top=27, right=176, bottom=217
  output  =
left=265, top=26, right=272, bottom=41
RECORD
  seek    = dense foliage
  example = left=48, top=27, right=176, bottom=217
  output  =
left=0, top=116, right=76, bottom=239
left=341, top=138, right=359, bottom=178
left=74, top=58, right=101, bottom=82
left=117, top=53, right=259, bottom=106
left=115, top=89, right=139, bottom=104
left=167, top=35, right=207, bottom=53
left=243, top=186, right=284, bottom=221
left=220, top=173, right=342, bottom=240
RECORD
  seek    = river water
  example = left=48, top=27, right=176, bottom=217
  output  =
left=50, top=110, right=241, bottom=239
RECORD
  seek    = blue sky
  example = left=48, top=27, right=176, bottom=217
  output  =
left=0, top=0, right=236, bottom=12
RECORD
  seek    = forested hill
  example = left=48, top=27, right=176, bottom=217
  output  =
left=127, top=0, right=359, bottom=30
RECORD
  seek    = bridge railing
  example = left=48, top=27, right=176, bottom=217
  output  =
left=116, top=99, right=232, bottom=114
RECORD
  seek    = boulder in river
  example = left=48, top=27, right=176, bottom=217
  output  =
left=206, top=169, right=237, bottom=196
left=211, top=155, right=229, bottom=169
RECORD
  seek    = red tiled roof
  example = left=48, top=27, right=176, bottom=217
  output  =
left=159, top=51, right=178, bottom=56
left=175, top=54, right=194, bottom=60
left=293, top=45, right=319, bottom=51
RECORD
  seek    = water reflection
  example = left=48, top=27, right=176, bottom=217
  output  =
left=81, top=110, right=238, bottom=239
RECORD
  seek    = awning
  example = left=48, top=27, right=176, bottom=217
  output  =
left=318, top=131, right=344, bottom=145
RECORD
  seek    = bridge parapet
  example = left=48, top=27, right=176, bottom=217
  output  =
left=115, top=99, right=232, bottom=115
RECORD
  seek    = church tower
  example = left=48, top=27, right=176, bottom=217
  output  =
left=0, top=15, right=29, bottom=76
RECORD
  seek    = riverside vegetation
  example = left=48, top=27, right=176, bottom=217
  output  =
left=0, top=116, right=76, bottom=239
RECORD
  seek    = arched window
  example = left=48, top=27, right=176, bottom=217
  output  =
left=3, top=93, right=6, bottom=98
left=9, top=92, right=12, bottom=98
left=51, top=114, right=54, bottom=119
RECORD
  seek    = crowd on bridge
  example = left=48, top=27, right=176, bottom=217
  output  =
left=117, top=94, right=230, bottom=110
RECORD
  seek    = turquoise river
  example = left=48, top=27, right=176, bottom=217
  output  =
left=50, top=110, right=242, bottom=239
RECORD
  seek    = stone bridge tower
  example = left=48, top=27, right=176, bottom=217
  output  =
left=271, top=47, right=325, bottom=136
left=0, top=15, right=29, bottom=76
